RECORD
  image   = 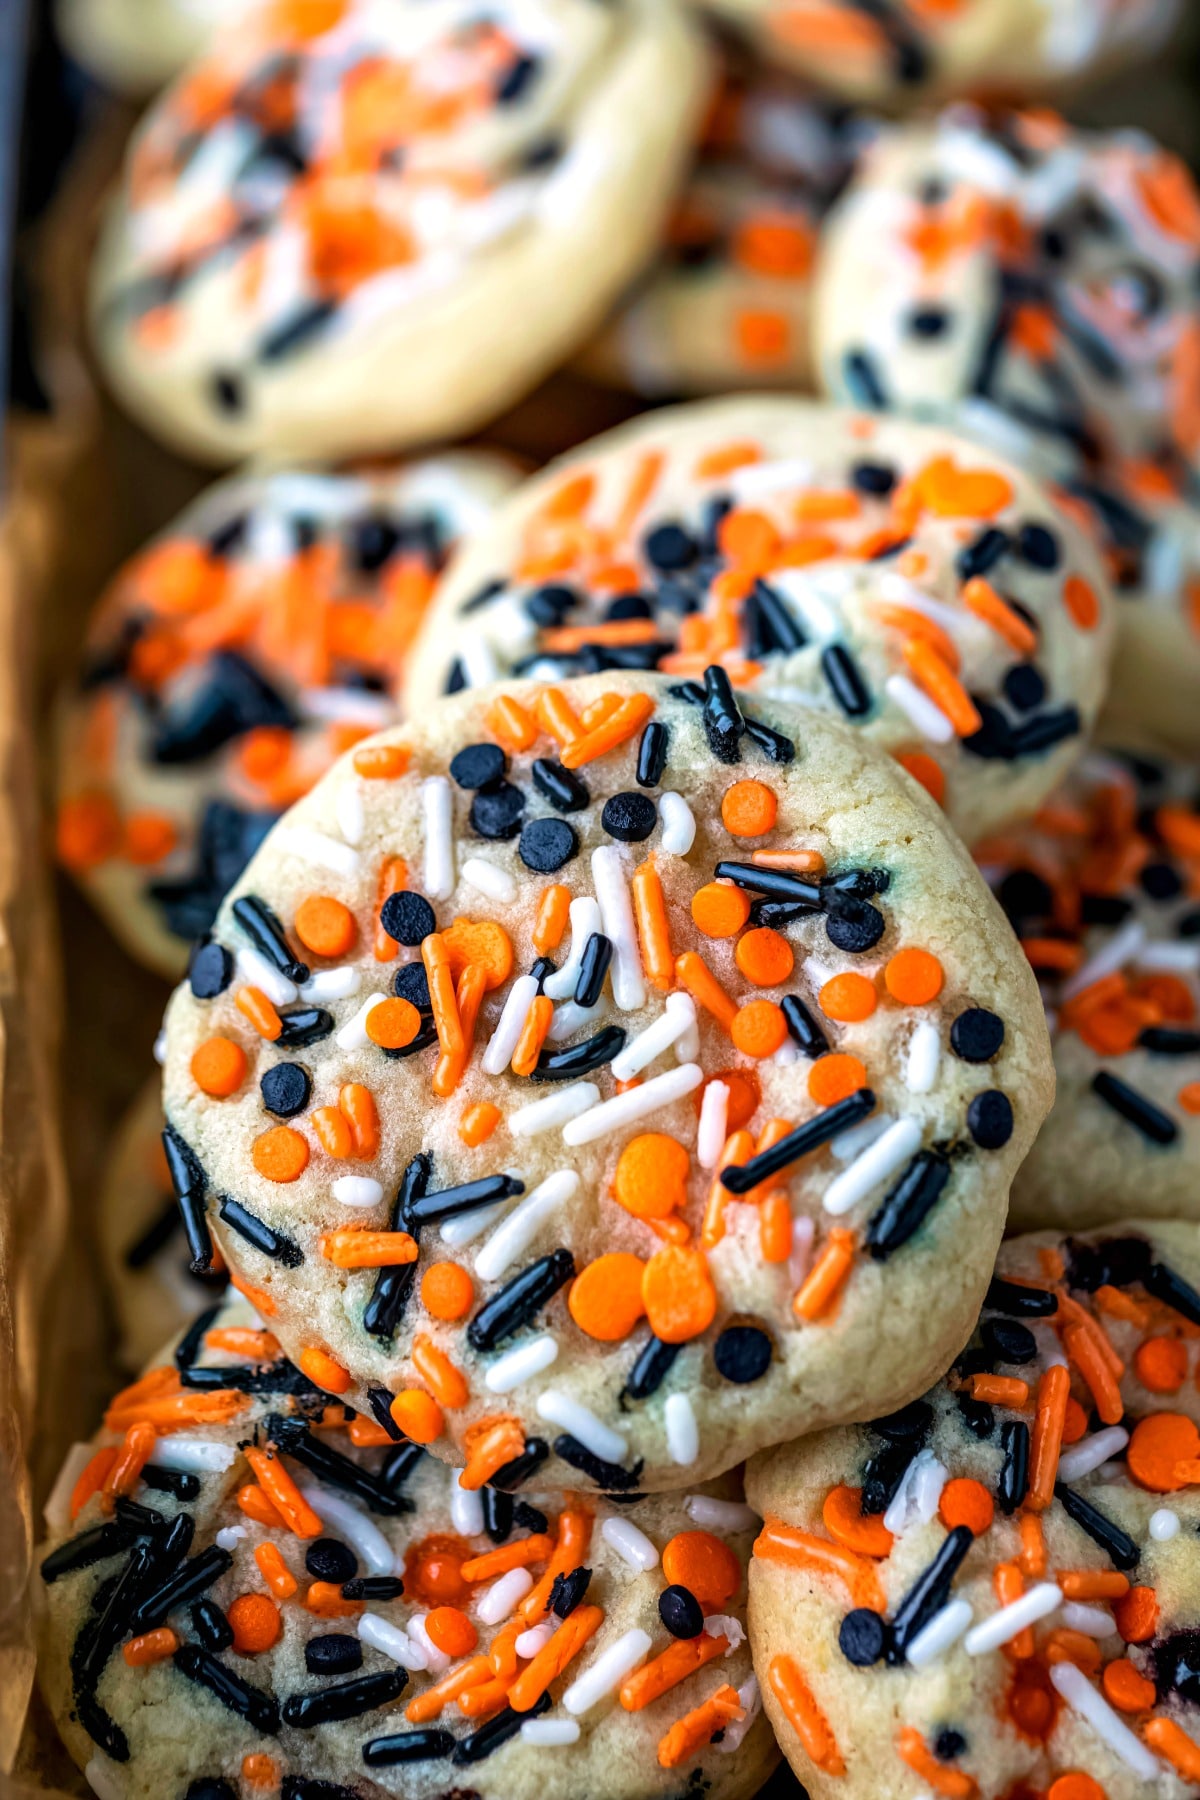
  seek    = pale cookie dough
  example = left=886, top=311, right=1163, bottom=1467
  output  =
left=57, top=455, right=518, bottom=979
left=581, top=64, right=868, bottom=397
left=88, top=0, right=710, bottom=465
left=813, top=105, right=1200, bottom=757
left=56, top=0, right=240, bottom=94
left=748, top=1221, right=1200, bottom=1800
left=36, top=1292, right=775, bottom=1800
left=160, top=670, right=1052, bottom=1495
left=100, top=1079, right=230, bottom=1371
left=405, top=396, right=1116, bottom=845
left=697, top=0, right=1180, bottom=105
left=977, top=748, right=1200, bottom=1233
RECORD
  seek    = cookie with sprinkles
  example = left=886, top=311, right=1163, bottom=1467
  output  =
left=56, top=456, right=518, bottom=978
left=160, top=669, right=1052, bottom=1494
left=977, top=750, right=1200, bottom=1233
left=405, top=395, right=1115, bottom=843
left=747, top=1220, right=1200, bottom=1800
left=36, top=1290, right=775, bottom=1800
left=812, top=104, right=1200, bottom=757
left=697, top=0, right=1180, bottom=105
left=87, top=0, right=710, bottom=465
left=580, top=62, right=869, bottom=398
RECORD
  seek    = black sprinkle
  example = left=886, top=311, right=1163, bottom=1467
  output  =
left=1017, top=523, right=1060, bottom=569
left=781, top=996, right=830, bottom=1057
left=141, top=1465, right=201, bottom=1502
left=839, top=1608, right=888, bottom=1667
left=601, top=791, right=657, bottom=842
left=260, top=1062, right=310, bottom=1117
left=637, top=722, right=669, bottom=787
left=174, top=1644, right=280, bottom=1733
left=407, top=1171, right=523, bottom=1228
left=276, top=1006, right=335, bottom=1048
left=985, top=1276, right=1057, bottom=1318
left=660, top=1585, right=704, bottom=1639
left=75, top=1689, right=129, bottom=1761
left=231, top=894, right=308, bottom=983
left=743, top=715, right=797, bottom=763
left=452, top=1693, right=551, bottom=1763
left=713, top=1324, right=772, bottom=1384
left=861, top=1440, right=913, bottom=1517
left=341, top=1576, right=405, bottom=1602
left=450, top=743, right=508, bottom=788
left=550, top=1565, right=591, bottom=1618
left=283, top=1669, right=406, bottom=1728
left=305, top=1634, right=363, bottom=1677
left=821, top=643, right=871, bottom=716
left=842, top=348, right=888, bottom=408
left=866, top=1151, right=951, bottom=1259
left=467, top=1249, right=575, bottom=1351
left=1004, top=664, right=1046, bottom=713
left=218, top=1197, right=303, bottom=1267
left=824, top=895, right=885, bottom=954
left=1144, top=1261, right=1200, bottom=1328
left=306, top=1539, right=357, bottom=1584
left=1054, top=1482, right=1139, bottom=1569
left=189, top=941, right=233, bottom=999
left=702, top=664, right=745, bottom=763
left=190, top=1598, right=233, bottom=1651
left=363, top=1729, right=455, bottom=1766
left=482, top=1486, right=514, bottom=1544
left=531, top=758, right=589, bottom=812
left=645, top=523, right=696, bottom=570
left=42, top=1524, right=134, bottom=1584
left=624, top=1334, right=681, bottom=1401
left=957, top=527, right=1010, bottom=581
left=258, top=298, right=336, bottom=362
left=532, top=1025, right=626, bottom=1081
left=852, top=461, right=897, bottom=496
left=950, top=1009, right=1005, bottom=1063
left=162, top=1124, right=213, bottom=1275
left=489, top=1436, right=550, bottom=1491
left=553, top=1434, right=642, bottom=1490
left=519, top=816, right=578, bottom=872
left=874, top=1401, right=933, bottom=1443
left=470, top=781, right=525, bottom=840
left=130, top=1546, right=233, bottom=1634
left=982, top=1319, right=1038, bottom=1365
left=574, top=933, right=613, bottom=1008
left=364, top=1156, right=427, bottom=1339
left=967, top=1090, right=1014, bottom=1150
left=723, top=1090, right=876, bottom=1193
left=265, top=1416, right=410, bottom=1515
left=1091, top=1072, right=1178, bottom=1145
left=998, top=1421, right=1030, bottom=1513
left=890, top=1527, right=973, bottom=1662
left=714, top=860, right=822, bottom=907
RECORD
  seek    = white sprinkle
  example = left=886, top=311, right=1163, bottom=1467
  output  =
left=406, top=1613, right=449, bottom=1674
left=438, top=1199, right=512, bottom=1247
left=730, top=455, right=815, bottom=499
left=300, top=964, right=361, bottom=1002
left=1049, top=1660, right=1162, bottom=1778
left=153, top=1027, right=167, bottom=1065
left=697, top=1081, right=730, bottom=1170
left=830, top=1113, right=891, bottom=1163
left=216, top=1526, right=247, bottom=1550
left=965, top=1582, right=1062, bottom=1654
left=544, top=898, right=604, bottom=1000
left=563, top=1062, right=703, bottom=1145
left=358, top=1613, right=429, bottom=1671
left=659, top=790, right=697, bottom=855
left=477, top=1566, right=534, bottom=1625
left=789, top=1214, right=815, bottom=1289
left=1150, top=1507, right=1181, bottom=1541
left=509, top=1085, right=599, bottom=1138
left=148, top=1437, right=235, bottom=1473
left=546, top=997, right=607, bottom=1042
left=601, top=1517, right=659, bottom=1572
left=276, top=823, right=360, bottom=877
left=299, top=1482, right=395, bottom=1575
left=461, top=856, right=517, bottom=904
left=421, top=776, right=454, bottom=899
left=1057, top=1427, right=1130, bottom=1483
left=335, top=780, right=364, bottom=847
left=85, top=1756, right=124, bottom=1799
left=884, top=1448, right=947, bottom=1537
left=716, top=1676, right=760, bottom=1754
left=684, top=1495, right=759, bottom=1532
left=823, top=1117, right=923, bottom=1215
left=703, top=1614, right=746, bottom=1653
left=611, top=992, right=698, bottom=1080
left=520, top=1718, right=581, bottom=1746
left=665, top=1394, right=699, bottom=1467
left=515, top=1622, right=556, bottom=1659
left=885, top=673, right=955, bottom=744
left=905, top=1019, right=942, bottom=1094
left=335, top=990, right=388, bottom=1050
left=562, top=1627, right=652, bottom=1715
left=460, top=631, right=500, bottom=687
left=770, top=567, right=842, bottom=640
left=44, top=1444, right=97, bottom=1533
left=592, top=846, right=646, bottom=1011
left=485, top=1334, right=559, bottom=1393
left=300, top=686, right=394, bottom=727
left=1061, top=1602, right=1117, bottom=1638
left=906, top=1598, right=974, bottom=1668
left=1061, top=918, right=1147, bottom=1002
left=475, top=1170, right=579, bottom=1278
left=450, top=1471, right=485, bottom=1537
left=236, top=945, right=297, bottom=1007
left=482, top=974, right=539, bottom=1075
left=1136, top=940, right=1200, bottom=973
left=331, top=1176, right=383, bottom=1208
left=536, top=1389, right=628, bottom=1465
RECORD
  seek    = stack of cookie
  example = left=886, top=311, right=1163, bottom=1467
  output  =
left=36, top=2, right=1200, bottom=1798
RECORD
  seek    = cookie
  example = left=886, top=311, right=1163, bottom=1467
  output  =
left=581, top=64, right=867, bottom=397
left=698, top=0, right=1180, bottom=105
left=978, top=748, right=1200, bottom=1233
left=812, top=104, right=1200, bottom=757
left=405, top=395, right=1116, bottom=844
left=747, top=1221, right=1200, bottom=1800
left=100, top=1079, right=231, bottom=1371
left=88, top=0, right=709, bottom=465
left=55, top=0, right=237, bottom=92
left=36, top=1291, right=775, bottom=1800
left=159, top=668, right=1052, bottom=1495
left=56, top=456, right=518, bottom=977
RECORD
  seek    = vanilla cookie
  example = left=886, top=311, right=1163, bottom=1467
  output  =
left=813, top=105, right=1200, bottom=756
left=160, top=669, right=1052, bottom=1495
left=36, top=1292, right=774, bottom=1800
left=978, top=749, right=1200, bottom=1233
left=56, top=0, right=238, bottom=92
left=748, top=1221, right=1200, bottom=1800
left=699, top=0, right=1179, bottom=105
left=88, top=0, right=709, bottom=465
left=405, top=396, right=1115, bottom=844
left=56, top=456, right=517, bottom=977
left=581, top=66, right=867, bottom=397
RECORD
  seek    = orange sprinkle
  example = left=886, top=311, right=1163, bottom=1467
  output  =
left=1135, top=1335, right=1188, bottom=1394
left=245, top=1446, right=322, bottom=1538
left=533, top=883, right=571, bottom=955
left=1143, top=1716, right=1200, bottom=1781
left=822, top=1485, right=893, bottom=1558
left=962, top=577, right=1038, bottom=655
left=657, top=1684, right=744, bottom=1769
left=507, top=1604, right=603, bottom=1713
left=731, top=999, right=788, bottom=1059
left=694, top=441, right=762, bottom=478
left=312, top=1105, right=354, bottom=1158
left=102, top=1420, right=157, bottom=1506
left=896, top=750, right=946, bottom=804
left=896, top=1726, right=978, bottom=1797
left=1126, top=1411, right=1199, bottom=1492
left=236, top=986, right=283, bottom=1041
left=819, top=971, right=876, bottom=1023
left=425, top=1607, right=478, bottom=1659
left=966, top=1374, right=1029, bottom=1407
left=1058, top=1570, right=1130, bottom=1602
left=735, top=926, right=794, bottom=987
left=675, top=950, right=737, bottom=1031
left=459, top=1101, right=501, bottom=1147
left=642, top=1244, right=717, bottom=1343
left=995, top=1561, right=1035, bottom=1659
left=1102, top=1658, right=1156, bottom=1713
left=421, top=1261, right=474, bottom=1321
left=71, top=1447, right=118, bottom=1521
left=228, top=1593, right=281, bottom=1654
left=884, top=947, right=944, bottom=1006
left=690, top=880, right=750, bottom=939
left=767, top=1655, right=845, bottom=1777
left=432, top=961, right=486, bottom=1099
left=1018, top=1512, right=1046, bottom=1578
left=405, top=1655, right=493, bottom=1724
left=374, top=854, right=408, bottom=961
left=365, top=997, right=422, bottom=1050
left=760, top=1190, right=792, bottom=1262
left=340, top=1082, right=379, bottom=1158
left=486, top=693, right=538, bottom=752
left=238, top=1485, right=284, bottom=1529
left=535, top=688, right=584, bottom=747
left=122, top=1627, right=179, bottom=1667
left=422, top=933, right=465, bottom=1058
left=390, top=1389, right=444, bottom=1445
left=241, top=1755, right=281, bottom=1789
left=441, top=916, right=513, bottom=993
left=721, top=779, right=778, bottom=837
left=254, top=1541, right=298, bottom=1599
left=1063, top=574, right=1101, bottom=630
left=294, top=894, right=356, bottom=959
left=559, top=693, right=654, bottom=768
left=251, top=1125, right=309, bottom=1183
left=903, top=637, right=983, bottom=737
left=411, top=1334, right=469, bottom=1409
left=569, top=1252, right=647, bottom=1342
left=613, top=1132, right=690, bottom=1221
left=1064, top=1322, right=1124, bottom=1425
left=352, top=742, right=411, bottom=780
left=459, top=1415, right=525, bottom=1491
left=661, top=1530, right=741, bottom=1607
left=123, top=811, right=176, bottom=865
left=1027, top=1363, right=1071, bottom=1511
left=807, top=1053, right=868, bottom=1107
left=510, top=994, right=553, bottom=1078
left=298, top=1346, right=351, bottom=1395
left=620, top=1632, right=727, bottom=1712
left=56, top=792, right=121, bottom=871
left=938, top=1478, right=994, bottom=1537
left=913, top=454, right=1013, bottom=521
left=460, top=1534, right=554, bottom=1583
left=1114, top=1584, right=1158, bottom=1642
left=793, top=1228, right=855, bottom=1321
left=631, top=859, right=674, bottom=991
